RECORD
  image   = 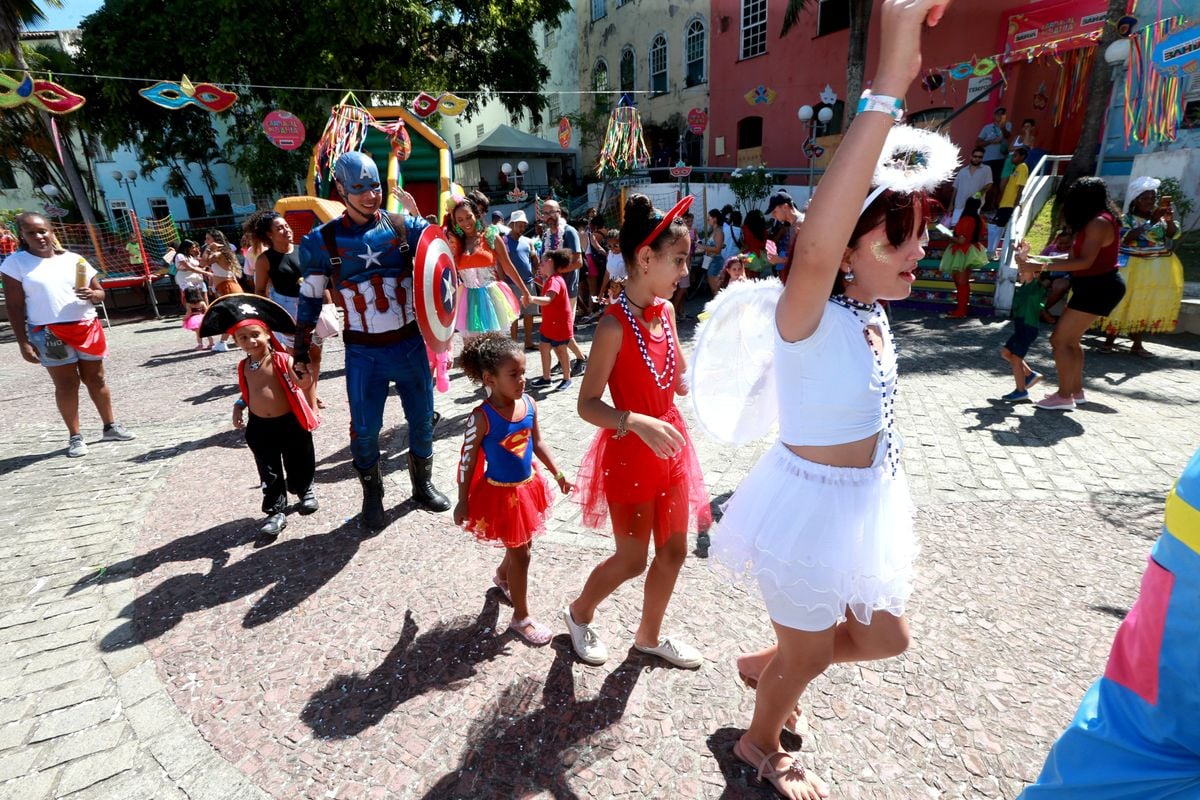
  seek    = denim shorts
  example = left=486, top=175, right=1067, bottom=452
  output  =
left=27, top=324, right=103, bottom=368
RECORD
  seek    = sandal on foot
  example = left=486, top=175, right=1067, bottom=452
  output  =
left=737, top=668, right=808, bottom=738
left=492, top=574, right=512, bottom=602
left=509, top=616, right=553, bottom=645
left=733, top=736, right=828, bottom=799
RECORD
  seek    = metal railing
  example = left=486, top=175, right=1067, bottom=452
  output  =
left=995, top=154, right=1072, bottom=313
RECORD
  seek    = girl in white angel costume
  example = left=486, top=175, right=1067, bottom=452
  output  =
left=690, top=2, right=957, bottom=795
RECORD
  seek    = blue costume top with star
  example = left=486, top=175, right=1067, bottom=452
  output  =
left=296, top=212, right=429, bottom=337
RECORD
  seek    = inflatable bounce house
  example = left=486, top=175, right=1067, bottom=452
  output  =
left=275, top=105, right=453, bottom=239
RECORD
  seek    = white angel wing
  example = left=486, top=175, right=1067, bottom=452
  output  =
left=688, top=278, right=784, bottom=445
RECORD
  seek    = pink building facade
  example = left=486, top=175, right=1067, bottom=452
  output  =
left=706, top=0, right=1121, bottom=178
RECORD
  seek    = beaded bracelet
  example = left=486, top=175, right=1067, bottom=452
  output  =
left=613, top=410, right=631, bottom=439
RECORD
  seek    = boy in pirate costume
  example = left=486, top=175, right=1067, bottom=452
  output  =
left=201, top=295, right=319, bottom=538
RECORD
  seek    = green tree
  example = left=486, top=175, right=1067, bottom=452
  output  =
left=783, top=0, right=873, bottom=123
left=78, top=0, right=569, bottom=197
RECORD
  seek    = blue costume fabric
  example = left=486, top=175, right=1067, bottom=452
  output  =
left=296, top=153, right=434, bottom=470
left=479, top=396, right=535, bottom=484
left=1019, top=445, right=1200, bottom=799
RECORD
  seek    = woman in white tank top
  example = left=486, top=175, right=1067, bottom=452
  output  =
left=704, top=3, right=957, bottom=796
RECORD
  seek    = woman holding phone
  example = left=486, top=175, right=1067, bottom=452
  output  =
left=1094, top=177, right=1184, bottom=357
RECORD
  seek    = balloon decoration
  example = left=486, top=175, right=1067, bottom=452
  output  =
left=139, top=75, right=237, bottom=112
left=262, top=110, right=305, bottom=151
left=596, top=104, right=650, bottom=179
left=744, top=85, right=777, bottom=106
left=0, top=73, right=85, bottom=114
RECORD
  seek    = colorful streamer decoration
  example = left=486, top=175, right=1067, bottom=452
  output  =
left=744, top=85, right=777, bottom=106
left=1052, top=46, right=1095, bottom=128
left=1126, top=17, right=1188, bottom=146
left=596, top=105, right=650, bottom=179
left=0, top=73, right=86, bottom=114
left=315, top=93, right=374, bottom=183
left=139, top=75, right=237, bottom=112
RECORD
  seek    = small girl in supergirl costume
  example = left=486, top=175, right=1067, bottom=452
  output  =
left=454, top=333, right=573, bottom=645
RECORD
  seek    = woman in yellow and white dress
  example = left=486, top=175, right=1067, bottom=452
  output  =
left=1096, top=177, right=1184, bottom=357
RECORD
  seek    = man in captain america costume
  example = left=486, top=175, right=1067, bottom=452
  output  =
left=292, top=152, right=451, bottom=528
left=1020, top=444, right=1200, bottom=799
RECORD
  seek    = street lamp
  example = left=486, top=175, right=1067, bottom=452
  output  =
left=502, top=161, right=530, bottom=202
left=797, top=105, right=834, bottom=189
left=112, top=169, right=139, bottom=217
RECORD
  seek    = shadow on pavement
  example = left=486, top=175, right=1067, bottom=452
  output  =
left=128, top=427, right=245, bottom=462
left=416, top=644, right=645, bottom=799
left=301, top=593, right=510, bottom=739
left=706, top=726, right=764, bottom=799
left=85, top=516, right=379, bottom=650
left=962, top=400, right=1085, bottom=445
left=0, top=446, right=69, bottom=474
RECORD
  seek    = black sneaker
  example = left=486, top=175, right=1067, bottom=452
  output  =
left=529, top=377, right=551, bottom=388
left=298, top=489, right=319, bottom=515
left=556, top=379, right=573, bottom=391
left=571, top=358, right=587, bottom=377
left=260, top=512, right=286, bottom=538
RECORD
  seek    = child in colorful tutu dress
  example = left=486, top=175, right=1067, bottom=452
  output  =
left=182, top=285, right=212, bottom=350
left=940, top=196, right=989, bottom=318
left=446, top=194, right=530, bottom=337
left=454, top=333, right=573, bottom=645
left=563, top=193, right=711, bottom=669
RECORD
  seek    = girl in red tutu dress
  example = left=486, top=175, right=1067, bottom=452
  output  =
left=563, top=193, right=711, bottom=669
left=454, top=333, right=573, bottom=645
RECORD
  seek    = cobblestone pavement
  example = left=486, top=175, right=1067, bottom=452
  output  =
left=1, top=304, right=1197, bottom=799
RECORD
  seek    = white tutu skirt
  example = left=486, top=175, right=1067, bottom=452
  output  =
left=710, top=442, right=917, bottom=632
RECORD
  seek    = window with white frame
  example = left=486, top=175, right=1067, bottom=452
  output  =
left=620, top=46, right=635, bottom=93
left=548, top=96, right=561, bottom=124
left=454, top=133, right=461, bottom=149
left=591, top=0, right=605, bottom=22
left=476, top=123, right=485, bottom=139
left=685, top=18, right=706, bottom=86
left=594, top=60, right=610, bottom=112
left=109, top=199, right=129, bottom=212
left=741, top=0, right=767, bottom=59
left=649, top=34, right=668, bottom=94
left=148, top=198, right=170, bottom=219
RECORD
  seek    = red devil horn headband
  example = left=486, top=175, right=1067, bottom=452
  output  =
left=637, top=196, right=694, bottom=254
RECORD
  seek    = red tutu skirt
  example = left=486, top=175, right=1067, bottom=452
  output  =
left=463, top=463, right=554, bottom=548
left=575, top=405, right=712, bottom=547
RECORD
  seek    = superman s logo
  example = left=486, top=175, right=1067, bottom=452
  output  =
left=499, top=430, right=531, bottom=459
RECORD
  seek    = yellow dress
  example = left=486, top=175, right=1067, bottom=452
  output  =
left=1095, top=213, right=1184, bottom=336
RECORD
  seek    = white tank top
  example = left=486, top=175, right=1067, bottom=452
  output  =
left=775, top=297, right=899, bottom=471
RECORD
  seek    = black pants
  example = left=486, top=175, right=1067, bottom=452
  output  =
left=245, top=412, right=315, bottom=514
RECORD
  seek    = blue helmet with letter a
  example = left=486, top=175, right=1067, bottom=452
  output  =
left=333, top=152, right=381, bottom=194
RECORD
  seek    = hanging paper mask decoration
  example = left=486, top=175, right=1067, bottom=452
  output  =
left=596, top=105, right=650, bottom=179
left=921, top=71, right=945, bottom=93
left=744, top=85, right=777, bottom=105
left=411, top=92, right=440, bottom=119
left=1117, top=16, right=1138, bottom=38
left=436, top=92, right=468, bottom=116
left=973, top=57, right=997, bottom=77
left=139, top=75, right=237, bottom=112
left=0, top=73, right=86, bottom=114
left=949, top=62, right=974, bottom=80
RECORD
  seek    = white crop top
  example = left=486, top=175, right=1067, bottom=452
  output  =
left=775, top=297, right=898, bottom=453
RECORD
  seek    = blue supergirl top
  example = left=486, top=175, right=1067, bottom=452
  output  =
left=480, top=396, right=535, bottom=484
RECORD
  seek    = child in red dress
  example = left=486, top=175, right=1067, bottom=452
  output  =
left=563, top=194, right=711, bottom=668
left=454, top=333, right=573, bottom=645
left=528, top=248, right=575, bottom=391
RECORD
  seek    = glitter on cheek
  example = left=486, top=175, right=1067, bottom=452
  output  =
left=870, top=241, right=890, bottom=263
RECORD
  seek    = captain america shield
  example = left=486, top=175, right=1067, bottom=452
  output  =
left=414, top=225, right=459, bottom=353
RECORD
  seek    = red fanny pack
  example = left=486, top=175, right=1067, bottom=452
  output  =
left=38, top=318, right=108, bottom=358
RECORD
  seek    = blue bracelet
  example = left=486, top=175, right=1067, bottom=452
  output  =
left=234, top=398, right=246, bottom=409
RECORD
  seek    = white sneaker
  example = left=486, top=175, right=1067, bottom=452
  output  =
left=212, top=341, right=229, bottom=352
left=67, top=434, right=88, bottom=458
left=101, top=422, right=136, bottom=441
left=562, top=607, right=608, bottom=665
left=634, top=636, right=704, bottom=669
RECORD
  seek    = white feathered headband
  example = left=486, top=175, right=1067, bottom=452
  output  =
left=861, top=126, right=960, bottom=213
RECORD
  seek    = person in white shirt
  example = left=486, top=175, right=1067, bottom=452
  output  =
left=950, top=148, right=994, bottom=223
left=0, top=212, right=136, bottom=457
